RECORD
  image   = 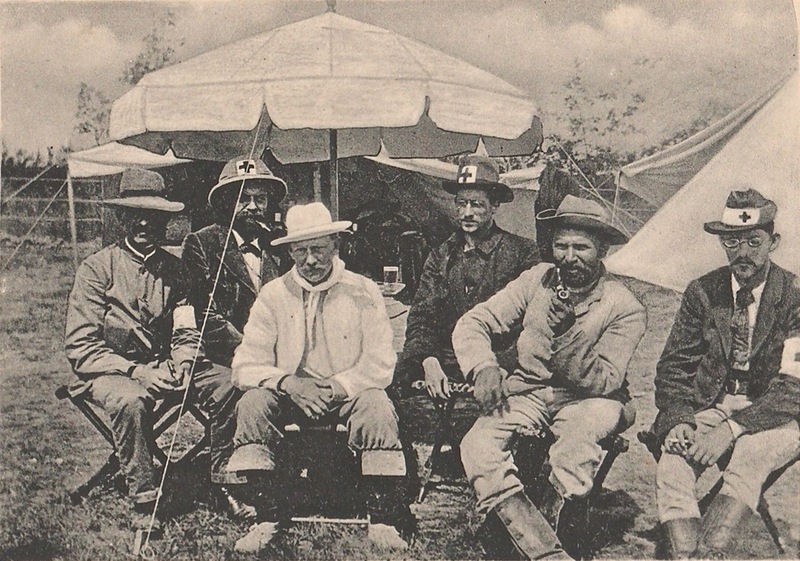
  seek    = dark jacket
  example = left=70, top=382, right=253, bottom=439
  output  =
left=654, top=263, right=800, bottom=441
left=182, top=224, right=289, bottom=366
left=400, top=224, right=539, bottom=378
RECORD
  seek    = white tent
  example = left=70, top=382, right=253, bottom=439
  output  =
left=606, top=71, right=799, bottom=292
left=68, top=143, right=190, bottom=178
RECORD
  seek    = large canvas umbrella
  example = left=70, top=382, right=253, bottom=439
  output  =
left=109, top=2, right=542, bottom=217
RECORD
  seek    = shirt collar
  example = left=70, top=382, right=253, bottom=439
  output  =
left=460, top=223, right=502, bottom=256
left=232, top=229, right=261, bottom=251
left=731, top=262, right=769, bottom=304
left=123, top=238, right=156, bottom=263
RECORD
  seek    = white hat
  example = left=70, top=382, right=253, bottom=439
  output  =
left=271, top=202, right=352, bottom=246
left=207, top=156, right=287, bottom=206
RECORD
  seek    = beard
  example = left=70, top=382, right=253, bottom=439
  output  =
left=559, top=262, right=597, bottom=288
left=233, top=215, right=267, bottom=241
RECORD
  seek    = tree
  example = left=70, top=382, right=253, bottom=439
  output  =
left=122, top=10, right=184, bottom=86
left=73, top=10, right=183, bottom=147
left=74, top=82, right=111, bottom=146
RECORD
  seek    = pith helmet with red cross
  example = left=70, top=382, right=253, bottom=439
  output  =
left=442, top=154, right=513, bottom=204
left=703, top=188, right=777, bottom=234
left=207, top=156, right=288, bottom=206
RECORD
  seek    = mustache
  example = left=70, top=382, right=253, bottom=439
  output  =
left=560, top=263, right=589, bottom=272
left=732, top=257, right=755, bottom=267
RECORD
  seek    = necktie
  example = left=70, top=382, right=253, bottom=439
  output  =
left=730, top=287, right=755, bottom=371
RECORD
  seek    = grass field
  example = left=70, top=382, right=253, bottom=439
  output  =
left=0, top=241, right=797, bottom=560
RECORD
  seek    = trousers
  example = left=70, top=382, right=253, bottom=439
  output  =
left=233, top=387, right=403, bottom=459
left=86, top=362, right=240, bottom=504
left=461, top=388, right=625, bottom=514
left=656, top=408, right=800, bottom=521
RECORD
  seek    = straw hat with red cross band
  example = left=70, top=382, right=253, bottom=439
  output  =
left=207, top=156, right=288, bottom=206
left=703, top=188, right=777, bottom=234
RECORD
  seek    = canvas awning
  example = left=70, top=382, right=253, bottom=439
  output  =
left=68, top=142, right=190, bottom=178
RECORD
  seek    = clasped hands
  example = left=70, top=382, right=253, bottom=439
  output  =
left=132, top=360, right=193, bottom=396
left=664, top=422, right=735, bottom=466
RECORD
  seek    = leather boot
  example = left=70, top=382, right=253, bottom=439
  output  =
left=480, top=491, right=573, bottom=560
left=693, top=495, right=750, bottom=559
left=537, top=480, right=565, bottom=530
left=535, top=479, right=588, bottom=558
left=662, top=518, right=699, bottom=559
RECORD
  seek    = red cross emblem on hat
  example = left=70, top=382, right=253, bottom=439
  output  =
left=458, top=165, right=477, bottom=184
left=236, top=160, right=257, bottom=176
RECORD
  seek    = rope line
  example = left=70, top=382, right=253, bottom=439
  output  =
left=142, top=125, right=264, bottom=553
left=1, top=165, right=56, bottom=206
left=0, top=180, right=66, bottom=272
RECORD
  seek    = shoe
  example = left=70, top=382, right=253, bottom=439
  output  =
left=234, top=521, right=282, bottom=554
left=368, top=523, right=411, bottom=550
left=132, top=512, right=163, bottom=536
left=217, top=486, right=257, bottom=521
left=226, top=444, right=276, bottom=473
left=662, top=518, right=699, bottom=559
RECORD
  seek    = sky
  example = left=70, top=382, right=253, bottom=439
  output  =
left=0, top=0, right=797, bottom=157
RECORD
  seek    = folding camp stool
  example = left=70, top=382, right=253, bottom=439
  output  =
left=279, top=422, right=369, bottom=526
left=415, top=379, right=629, bottom=506
left=638, top=430, right=798, bottom=554
left=414, top=380, right=476, bottom=502
left=55, top=381, right=211, bottom=504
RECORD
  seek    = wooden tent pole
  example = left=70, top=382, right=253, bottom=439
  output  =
left=66, top=172, right=80, bottom=269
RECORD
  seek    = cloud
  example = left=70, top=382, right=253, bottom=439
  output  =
left=0, top=0, right=795, bottom=155
left=406, top=1, right=796, bottom=153
left=2, top=17, right=139, bottom=151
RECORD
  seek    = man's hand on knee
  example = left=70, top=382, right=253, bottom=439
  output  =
left=473, top=366, right=508, bottom=414
left=688, top=423, right=734, bottom=466
left=282, top=375, right=333, bottom=419
left=665, top=423, right=695, bottom=455
left=132, top=364, right=179, bottom=396
left=422, top=357, right=451, bottom=400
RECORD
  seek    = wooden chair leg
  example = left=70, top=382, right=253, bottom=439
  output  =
left=68, top=453, right=119, bottom=504
left=590, top=435, right=628, bottom=498
left=417, top=397, right=458, bottom=503
left=757, top=496, right=786, bottom=554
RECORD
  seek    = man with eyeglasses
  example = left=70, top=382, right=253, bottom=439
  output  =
left=182, top=156, right=290, bottom=368
left=181, top=156, right=291, bottom=519
left=653, top=188, right=800, bottom=558
left=395, top=154, right=539, bottom=401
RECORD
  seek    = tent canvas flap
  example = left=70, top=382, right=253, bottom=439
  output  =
left=606, top=71, right=799, bottom=292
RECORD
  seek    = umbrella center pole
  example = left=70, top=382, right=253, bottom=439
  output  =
left=329, top=129, right=339, bottom=220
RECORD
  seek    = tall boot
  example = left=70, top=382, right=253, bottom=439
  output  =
left=693, top=495, right=750, bottom=559
left=662, top=518, right=699, bottom=559
left=480, top=491, right=573, bottom=560
left=536, top=479, right=587, bottom=559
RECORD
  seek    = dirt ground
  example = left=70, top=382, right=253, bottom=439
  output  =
left=0, top=242, right=797, bottom=560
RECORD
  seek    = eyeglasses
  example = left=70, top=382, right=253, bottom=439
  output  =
left=720, top=237, right=766, bottom=249
left=238, top=194, right=270, bottom=207
left=454, top=197, right=489, bottom=210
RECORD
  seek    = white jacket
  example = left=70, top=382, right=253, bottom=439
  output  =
left=231, top=257, right=397, bottom=397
